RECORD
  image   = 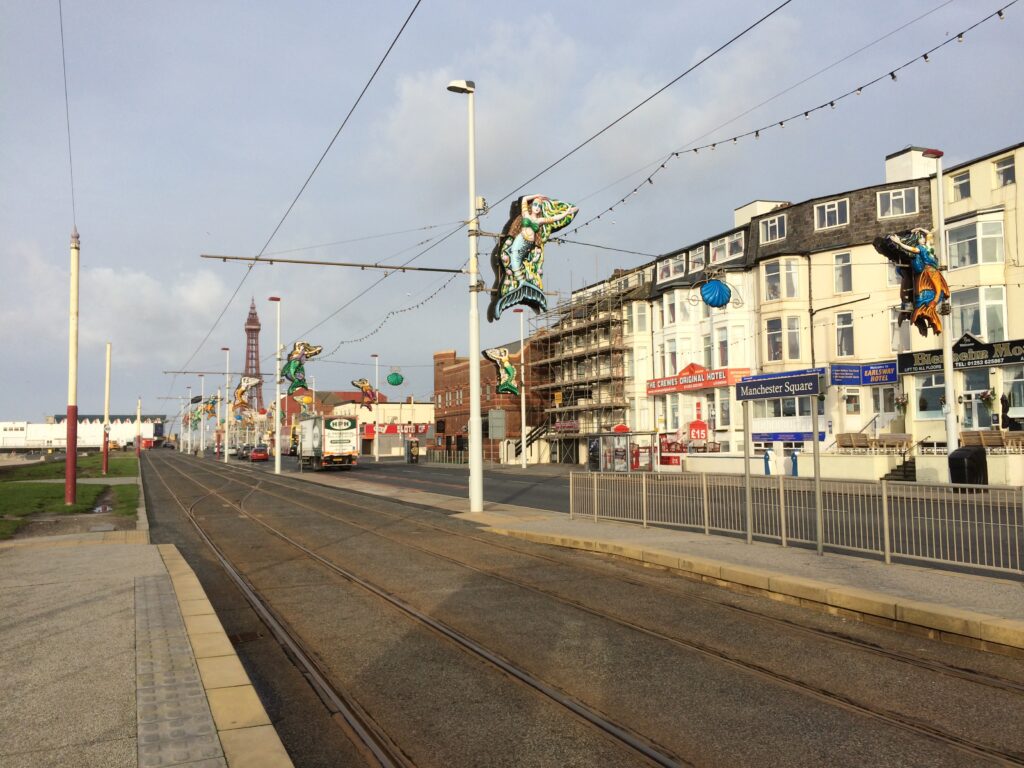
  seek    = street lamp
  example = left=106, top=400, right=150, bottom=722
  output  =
left=269, top=296, right=282, bottom=475
left=198, top=374, right=205, bottom=454
left=371, top=353, right=380, bottom=461
left=513, top=308, right=527, bottom=469
left=922, top=148, right=959, bottom=463
left=447, top=78, right=484, bottom=513
left=65, top=229, right=80, bottom=505
left=186, top=385, right=192, bottom=454
left=222, top=347, right=230, bottom=464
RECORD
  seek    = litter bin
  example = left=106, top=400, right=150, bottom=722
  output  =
left=406, top=438, right=419, bottom=464
left=948, top=446, right=987, bottom=485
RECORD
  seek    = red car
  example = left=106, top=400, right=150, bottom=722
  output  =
left=249, top=445, right=270, bottom=462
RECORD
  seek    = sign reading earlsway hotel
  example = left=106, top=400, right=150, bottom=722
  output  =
left=647, top=363, right=751, bottom=396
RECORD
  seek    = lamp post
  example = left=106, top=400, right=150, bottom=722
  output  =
left=447, top=78, right=484, bottom=513
left=222, top=347, right=230, bottom=464
left=198, top=374, right=205, bottom=455
left=65, top=229, right=80, bottom=505
left=102, top=342, right=111, bottom=475
left=513, top=308, right=528, bottom=469
left=269, top=296, right=282, bottom=475
left=136, top=397, right=142, bottom=457
left=372, top=353, right=380, bottom=461
left=922, top=148, right=958, bottom=463
left=186, top=385, right=192, bottom=454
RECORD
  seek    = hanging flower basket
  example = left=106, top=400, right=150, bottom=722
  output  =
left=978, top=389, right=996, bottom=407
left=894, top=393, right=909, bottom=413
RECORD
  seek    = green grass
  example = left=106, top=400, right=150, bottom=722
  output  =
left=112, top=483, right=140, bottom=516
left=0, top=483, right=108, bottom=540
left=0, top=453, right=138, bottom=481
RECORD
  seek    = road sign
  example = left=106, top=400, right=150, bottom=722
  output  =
left=735, top=372, right=822, bottom=401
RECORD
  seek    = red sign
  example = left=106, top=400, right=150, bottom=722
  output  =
left=646, top=363, right=751, bottom=395
left=362, top=423, right=430, bottom=437
left=695, top=401, right=702, bottom=420
left=611, top=423, right=630, bottom=433
left=688, top=420, right=708, bottom=441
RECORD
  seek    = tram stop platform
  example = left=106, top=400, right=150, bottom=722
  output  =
left=0, top=486, right=292, bottom=767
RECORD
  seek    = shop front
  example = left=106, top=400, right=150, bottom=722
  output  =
left=586, top=424, right=655, bottom=472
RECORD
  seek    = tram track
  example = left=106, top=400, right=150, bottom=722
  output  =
left=150, top=454, right=1024, bottom=766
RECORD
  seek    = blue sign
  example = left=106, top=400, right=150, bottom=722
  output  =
left=753, top=432, right=826, bottom=442
left=829, top=361, right=898, bottom=386
left=736, top=373, right=822, bottom=401
left=742, top=367, right=825, bottom=381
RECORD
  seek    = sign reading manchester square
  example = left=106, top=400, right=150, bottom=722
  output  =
left=735, top=371, right=823, bottom=401
left=897, top=334, right=1024, bottom=375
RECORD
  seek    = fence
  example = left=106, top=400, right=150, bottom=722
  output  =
left=570, top=472, right=1023, bottom=576
left=424, top=448, right=468, bottom=465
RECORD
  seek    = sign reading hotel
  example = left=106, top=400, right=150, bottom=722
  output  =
left=830, top=361, right=898, bottom=386
left=646, top=363, right=751, bottom=396
left=897, top=334, right=1024, bottom=374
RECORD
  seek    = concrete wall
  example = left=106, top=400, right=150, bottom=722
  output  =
left=681, top=451, right=899, bottom=480
left=917, top=453, right=1024, bottom=486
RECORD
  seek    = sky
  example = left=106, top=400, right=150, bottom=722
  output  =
left=2, top=0, right=1022, bottom=425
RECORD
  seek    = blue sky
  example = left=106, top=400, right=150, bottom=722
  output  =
left=2, top=0, right=1021, bottom=422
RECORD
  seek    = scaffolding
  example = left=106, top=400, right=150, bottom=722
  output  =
left=528, top=273, right=650, bottom=464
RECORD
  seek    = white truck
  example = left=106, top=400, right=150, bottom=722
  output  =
left=297, top=414, right=359, bottom=470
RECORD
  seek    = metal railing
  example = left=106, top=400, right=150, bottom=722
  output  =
left=570, top=472, right=1023, bottom=576
left=424, top=449, right=468, bottom=465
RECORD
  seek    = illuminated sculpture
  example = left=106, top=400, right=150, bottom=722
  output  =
left=489, top=194, right=577, bottom=320
left=232, top=376, right=262, bottom=412
left=386, top=371, right=404, bottom=386
left=483, top=347, right=519, bottom=397
left=688, top=268, right=744, bottom=310
left=281, top=341, right=322, bottom=410
left=203, top=397, right=218, bottom=419
left=352, top=379, right=378, bottom=411
left=873, top=227, right=949, bottom=336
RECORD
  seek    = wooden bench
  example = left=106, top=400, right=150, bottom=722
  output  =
left=960, top=430, right=1019, bottom=453
left=960, top=430, right=984, bottom=448
left=836, top=433, right=855, bottom=453
left=875, top=433, right=911, bottom=454
left=835, top=432, right=875, bottom=453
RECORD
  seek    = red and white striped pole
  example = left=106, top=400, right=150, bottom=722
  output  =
left=65, top=229, right=80, bottom=505
left=102, top=342, right=111, bottom=475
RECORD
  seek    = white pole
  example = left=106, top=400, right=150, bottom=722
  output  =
left=223, top=348, right=230, bottom=464
left=199, top=374, right=205, bottom=454
left=135, top=396, right=142, bottom=458
left=448, top=79, right=484, bottom=513
left=273, top=297, right=282, bottom=475
left=519, top=309, right=527, bottom=469
left=65, top=229, right=80, bottom=504
left=373, top=354, right=380, bottom=462
left=928, top=150, right=959, bottom=465
left=102, top=342, right=111, bottom=475
left=186, top=386, right=192, bottom=454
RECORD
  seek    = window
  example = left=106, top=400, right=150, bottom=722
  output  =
left=995, top=156, right=1016, bottom=187
left=951, top=171, right=971, bottom=201
left=834, top=252, right=852, bottom=293
left=872, top=386, right=897, bottom=414
left=890, top=308, right=910, bottom=353
left=702, top=334, right=713, bottom=369
left=666, top=339, right=677, bottom=374
left=710, top=232, right=744, bottom=264
left=947, top=219, right=1004, bottom=268
left=836, top=312, right=854, bottom=357
left=664, top=293, right=676, bottom=325
left=623, top=306, right=632, bottom=335
left=658, top=260, right=672, bottom=282
left=877, top=187, right=918, bottom=218
left=456, top=389, right=464, bottom=405
left=1005, top=365, right=1024, bottom=416
left=716, top=327, right=729, bottom=367
left=760, top=214, right=786, bottom=244
left=766, top=318, right=783, bottom=361
left=436, top=393, right=442, bottom=408
left=887, top=261, right=903, bottom=286
left=689, top=246, right=706, bottom=273
left=916, top=373, right=945, bottom=418
left=814, top=198, right=849, bottom=230
left=445, top=391, right=452, bottom=407
left=717, top=389, right=731, bottom=428
left=844, top=388, right=861, bottom=415
left=669, top=395, right=679, bottom=431
left=671, top=255, right=686, bottom=277
left=635, top=303, right=647, bottom=332
left=952, top=286, right=1006, bottom=342
left=786, top=316, right=801, bottom=360
left=764, top=259, right=798, bottom=301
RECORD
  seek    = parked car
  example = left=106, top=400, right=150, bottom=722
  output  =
left=236, top=444, right=252, bottom=460
left=226, top=446, right=238, bottom=457
left=249, top=445, right=269, bottom=462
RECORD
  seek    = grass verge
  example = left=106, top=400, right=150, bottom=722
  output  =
left=0, top=453, right=138, bottom=481
left=112, top=483, right=140, bottom=517
left=0, top=483, right=107, bottom=539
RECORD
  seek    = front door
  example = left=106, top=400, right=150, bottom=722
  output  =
left=962, top=369, right=992, bottom=430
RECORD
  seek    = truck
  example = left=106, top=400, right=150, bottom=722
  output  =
left=298, top=414, right=359, bottom=471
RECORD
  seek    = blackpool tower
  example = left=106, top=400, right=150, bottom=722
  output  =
left=243, top=298, right=265, bottom=412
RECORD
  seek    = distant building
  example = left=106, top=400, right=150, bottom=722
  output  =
left=1, top=415, right=165, bottom=450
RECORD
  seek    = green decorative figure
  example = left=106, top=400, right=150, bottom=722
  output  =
left=281, top=341, right=322, bottom=396
left=483, top=347, right=519, bottom=397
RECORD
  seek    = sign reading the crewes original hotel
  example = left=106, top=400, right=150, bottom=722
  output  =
left=897, top=334, right=1024, bottom=374
left=646, top=363, right=751, bottom=395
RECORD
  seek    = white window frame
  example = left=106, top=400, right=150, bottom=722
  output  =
left=814, top=198, right=849, bottom=230
left=702, top=334, right=713, bottom=369
left=952, top=286, right=1007, bottom=342
left=836, top=312, right=854, bottom=357
left=833, top=252, right=852, bottom=294
left=877, top=187, right=918, bottom=218
left=994, top=156, right=1016, bottom=187
left=760, top=214, right=786, bottom=244
left=766, top=318, right=782, bottom=362
left=689, top=246, right=706, bottom=273
left=786, top=316, right=801, bottom=360
left=951, top=171, right=971, bottom=202
left=710, top=237, right=727, bottom=264
left=764, top=262, right=781, bottom=301
left=663, top=293, right=676, bottom=326
left=890, top=308, right=910, bottom=353
left=916, top=373, right=945, bottom=419
left=947, top=216, right=1004, bottom=269
left=716, top=326, right=729, bottom=368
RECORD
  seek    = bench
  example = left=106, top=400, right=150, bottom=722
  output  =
left=960, top=430, right=1022, bottom=453
left=835, top=432, right=876, bottom=453
left=875, top=433, right=911, bottom=454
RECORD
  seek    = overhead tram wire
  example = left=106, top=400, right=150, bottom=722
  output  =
left=169, top=0, right=423, bottom=398
left=489, top=0, right=794, bottom=211
left=57, top=0, right=77, bottom=229
left=563, top=0, right=1018, bottom=237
